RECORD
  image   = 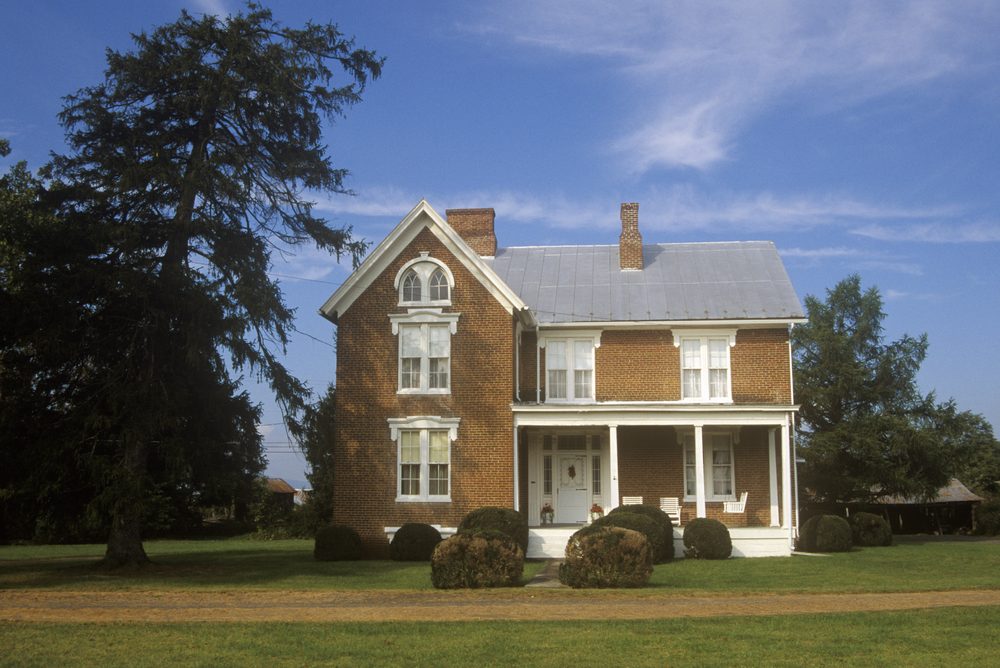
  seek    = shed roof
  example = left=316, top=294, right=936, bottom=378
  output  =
left=878, top=479, right=985, bottom=505
left=486, top=241, right=804, bottom=324
left=266, top=478, right=296, bottom=495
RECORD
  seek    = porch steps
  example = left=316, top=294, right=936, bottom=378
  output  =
left=527, top=527, right=579, bottom=559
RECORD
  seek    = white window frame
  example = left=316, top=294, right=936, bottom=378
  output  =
left=388, top=416, right=460, bottom=502
left=539, top=331, right=601, bottom=403
left=390, top=311, right=460, bottom=394
left=673, top=329, right=736, bottom=403
left=394, top=253, right=454, bottom=307
left=681, top=432, right=736, bottom=502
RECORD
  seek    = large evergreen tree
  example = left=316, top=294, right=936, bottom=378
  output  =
left=0, top=6, right=381, bottom=564
left=793, top=275, right=998, bottom=503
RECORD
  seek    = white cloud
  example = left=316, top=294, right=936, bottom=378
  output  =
left=851, top=222, right=1000, bottom=243
left=780, top=247, right=860, bottom=259
left=190, top=0, right=229, bottom=17
left=469, top=1, right=997, bottom=172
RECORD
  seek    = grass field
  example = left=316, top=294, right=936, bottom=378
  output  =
left=1, top=537, right=997, bottom=594
left=2, top=538, right=998, bottom=665
left=3, top=607, right=1000, bottom=667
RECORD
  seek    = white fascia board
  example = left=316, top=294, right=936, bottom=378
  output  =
left=512, top=405, right=797, bottom=428
left=319, top=199, right=528, bottom=322
left=536, top=318, right=806, bottom=330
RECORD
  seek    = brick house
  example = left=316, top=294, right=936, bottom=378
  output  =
left=320, top=200, right=805, bottom=557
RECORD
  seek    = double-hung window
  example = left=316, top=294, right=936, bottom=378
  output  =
left=678, top=333, right=733, bottom=402
left=542, top=333, right=599, bottom=402
left=391, top=312, right=459, bottom=394
left=682, top=433, right=735, bottom=501
left=399, top=324, right=451, bottom=392
left=389, top=417, right=460, bottom=502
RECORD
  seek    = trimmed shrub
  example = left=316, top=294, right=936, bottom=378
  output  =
left=682, top=518, right=732, bottom=559
left=595, top=510, right=672, bottom=563
left=431, top=529, right=524, bottom=589
left=559, top=526, right=652, bottom=588
left=457, top=507, right=529, bottom=553
left=390, top=523, right=442, bottom=561
left=850, top=512, right=892, bottom=547
left=313, top=524, right=363, bottom=561
left=609, top=504, right=675, bottom=562
left=798, top=514, right=852, bottom=553
left=975, top=499, right=1000, bottom=536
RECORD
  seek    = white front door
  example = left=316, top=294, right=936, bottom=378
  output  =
left=556, top=454, right=589, bottom=523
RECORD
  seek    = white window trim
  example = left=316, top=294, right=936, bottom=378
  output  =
left=388, top=416, right=460, bottom=503
left=673, top=329, right=736, bottom=403
left=539, top=330, right=601, bottom=403
left=390, top=310, right=460, bottom=395
left=394, top=253, right=455, bottom=307
left=681, top=431, right=737, bottom=502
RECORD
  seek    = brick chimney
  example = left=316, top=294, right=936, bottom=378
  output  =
left=446, top=208, right=497, bottom=257
left=618, top=202, right=643, bottom=270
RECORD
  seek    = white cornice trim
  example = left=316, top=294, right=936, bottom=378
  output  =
left=319, top=200, right=528, bottom=322
left=387, top=416, right=461, bottom=441
left=389, top=310, right=461, bottom=335
left=536, top=319, right=804, bottom=330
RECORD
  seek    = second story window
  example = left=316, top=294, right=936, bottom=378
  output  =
left=399, top=323, right=451, bottom=392
left=676, top=332, right=734, bottom=402
left=542, top=333, right=600, bottom=402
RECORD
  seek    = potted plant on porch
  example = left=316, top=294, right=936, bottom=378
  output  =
left=590, top=504, right=604, bottom=523
left=540, top=502, right=555, bottom=525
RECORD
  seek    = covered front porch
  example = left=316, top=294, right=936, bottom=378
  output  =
left=513, top=404, right=798, bottom=557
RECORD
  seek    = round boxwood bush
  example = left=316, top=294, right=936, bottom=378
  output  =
left=975, top=499, right=1000, bottom=536
left=313, top=524, right=363, bottom=561
left=609, top=504, right=675, bottom=562
left=849, top=512, right=892, bottom=547
left=389, top=523, right=442, bottom=561
left=682, top=518, right=732, bottom=559
left=559, top=526, right=652, bottom=588
left=457, top=506, right=529, bottom=553
left=431, top=529, right=524, bottom=589
left=798, top=514, right=852, bottom=553
left=595, top=510, right=672, bottom=563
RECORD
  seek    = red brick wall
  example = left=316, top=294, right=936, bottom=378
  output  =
left=731, top=329, right=792, bottom=404
left=596, top=331, right=678, bottom=401
left=333, top=227, right=516, bottom=556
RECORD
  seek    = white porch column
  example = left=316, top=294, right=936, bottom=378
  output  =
left=694, top=424, right=706, bottom=518
left=608, top=424, right=620, bottom=511
left=768, top=427, right=779, bottom=526
left=781, top=416, right=792, bottom=530
left=513, top=427, right=520, bottom=511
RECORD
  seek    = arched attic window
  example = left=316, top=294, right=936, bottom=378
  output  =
left=401, top=270, right=422, bottom=303
left=395, top=254, right=454, bottom=307
left=429, top=268, right=449, bottom=302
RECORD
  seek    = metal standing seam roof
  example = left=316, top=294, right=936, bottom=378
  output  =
left=485, top=241, right=804, bottom=324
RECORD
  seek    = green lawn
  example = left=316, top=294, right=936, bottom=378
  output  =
left=1, top=538, right=997, bottom=594
left=4, top=607, right=1000, bottom=667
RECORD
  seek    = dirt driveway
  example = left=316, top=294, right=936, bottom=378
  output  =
left=2, top=588, right=998, bottom=623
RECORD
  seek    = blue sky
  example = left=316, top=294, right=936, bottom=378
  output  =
left=3, top=1, right=999, bottom=487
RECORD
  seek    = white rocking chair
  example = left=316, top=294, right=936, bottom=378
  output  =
left=621, top=496, right=643, bottom=506
left=723, top=492, right=748, bottom=513
left=659, top=497, right=682, bottom=526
